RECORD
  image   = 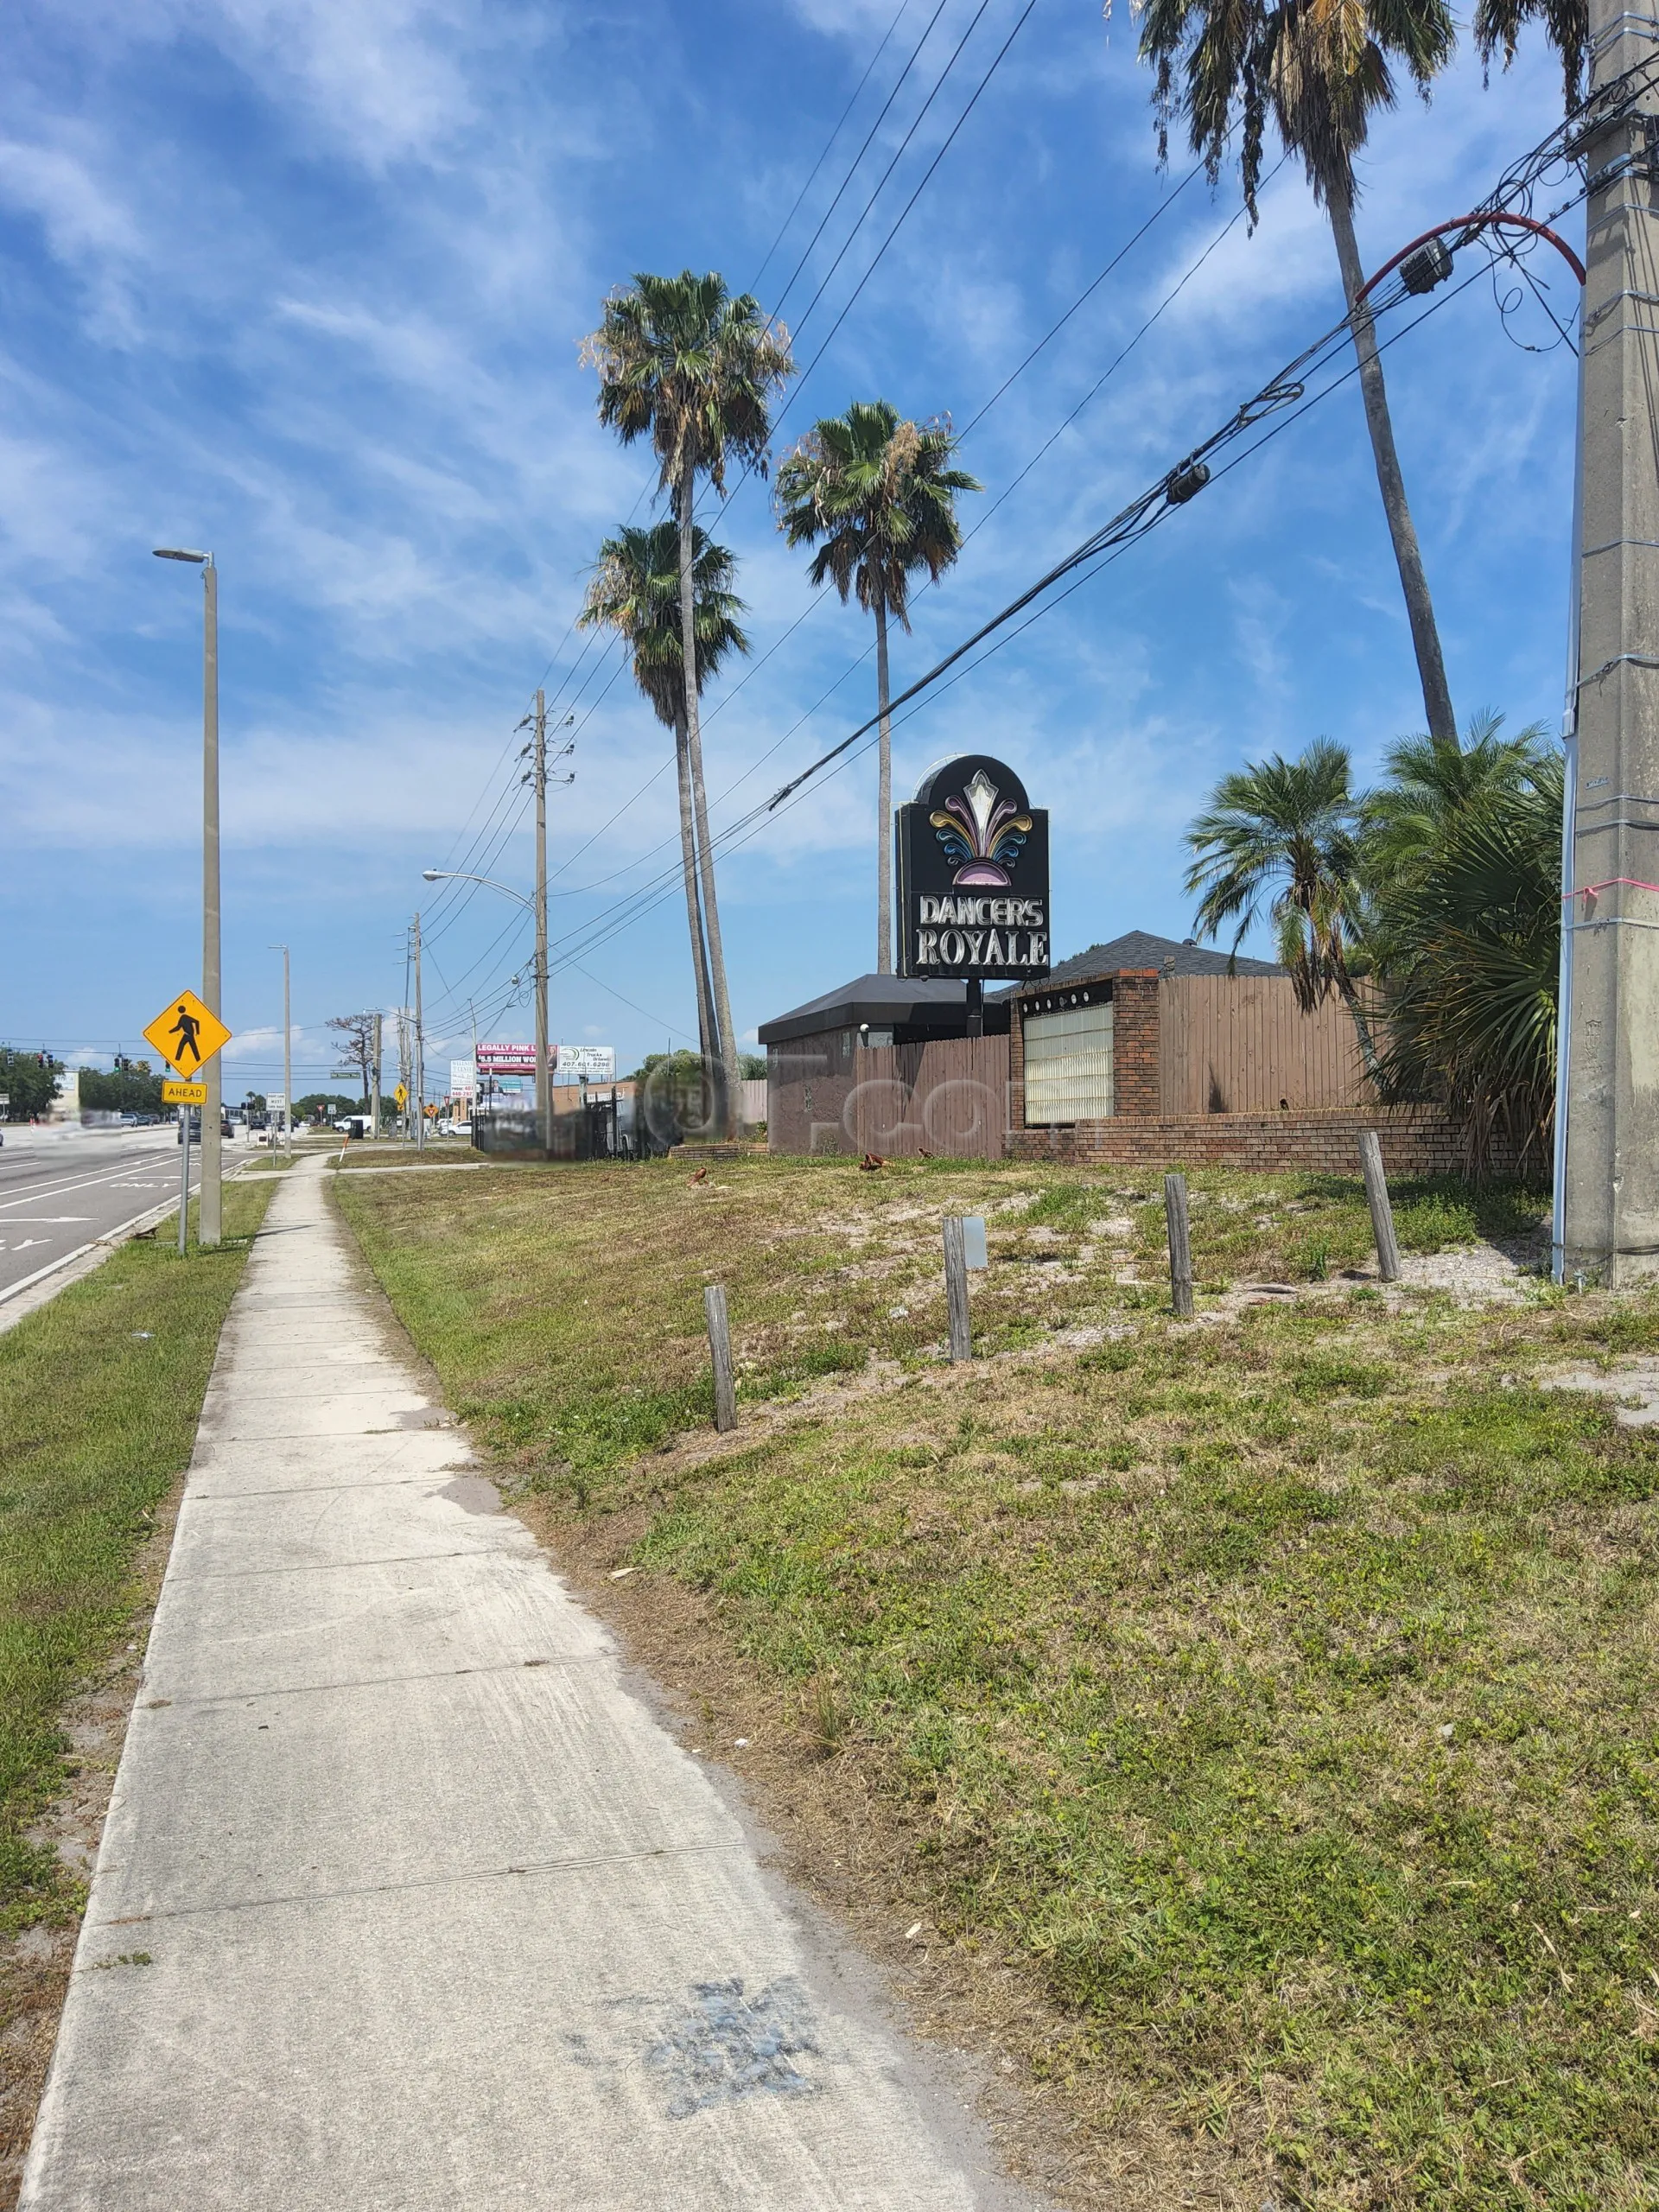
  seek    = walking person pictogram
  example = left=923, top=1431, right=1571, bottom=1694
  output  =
left=168, top=1002, right=203, bottom=1068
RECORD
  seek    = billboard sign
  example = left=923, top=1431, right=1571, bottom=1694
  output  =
left=477, top=1040, right=541, bottom=1075
left=449, top=1058, right=476, bottom=1100
left=895, top=755, right=1050, bottom=981
left=557, top=1046, right=616, bottom=1082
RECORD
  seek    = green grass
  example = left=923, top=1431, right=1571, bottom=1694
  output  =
left=0, top=1180, right=274, bottom=1935
left=332, top=1154, right=1646, bottom=2207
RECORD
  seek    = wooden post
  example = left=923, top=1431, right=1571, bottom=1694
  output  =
left=704, top=1283, right=737, bottom=1431
left=1165, top=1173, right=1194, bottom=1318
left=942, top=1216, right=973, bottom=1363
left=1357, top=1129, right=1402, bottom=1283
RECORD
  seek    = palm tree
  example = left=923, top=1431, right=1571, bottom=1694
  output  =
left=1472, top=0, right=1586, bottom=108
left=775, top=401, right=981, bottom=972
left=1137, top=0, right=1459, bottom=743
left=1370, top=752, right=1563, bottom=1170
left=578, top=523, right=750, bottom=1095
left=583, top=271, right=794, bottom=1132
left=1185, top=738, right=1365, bottom=1010
left=1362, top=708, right=1549, bottom=892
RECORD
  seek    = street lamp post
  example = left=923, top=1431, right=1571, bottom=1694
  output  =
left=153, top=547, right=221, bottom=1245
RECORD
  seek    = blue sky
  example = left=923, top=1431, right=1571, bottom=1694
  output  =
left=0, top=0, right=1576, bottom=1096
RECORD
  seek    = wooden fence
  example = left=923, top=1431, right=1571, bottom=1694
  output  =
left=849, top=1036, right=1012, bottom=1159
left=1157, top=974, right=1376, bottom=1116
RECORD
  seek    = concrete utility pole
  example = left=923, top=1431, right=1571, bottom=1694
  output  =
left=413, top=912, right=426, bottom=1154
left=1562, top=2, right=1659, bottom=1284
left=535, top=688, right=551, bottom=1156
left=370, top=1012, right=382, bottom=1138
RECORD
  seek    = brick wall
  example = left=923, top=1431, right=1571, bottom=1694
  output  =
left=1112, top=971, right=1160, bottom=1117
left=1009, top=1106, right=1521, bottom=1179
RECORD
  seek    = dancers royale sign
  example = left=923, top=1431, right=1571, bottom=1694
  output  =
left=895, top=754, right=1051, bottom=982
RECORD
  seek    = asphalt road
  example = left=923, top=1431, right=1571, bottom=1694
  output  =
left=0, top=1126, right=205, bottom=1301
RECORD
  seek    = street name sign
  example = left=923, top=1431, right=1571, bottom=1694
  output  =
left=143, top=989, right=232, bottom=1076
left=162, top=1079, right=208, bottom=1106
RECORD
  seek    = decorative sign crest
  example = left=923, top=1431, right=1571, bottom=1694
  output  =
left=895, top=755, right=1050, bottom=981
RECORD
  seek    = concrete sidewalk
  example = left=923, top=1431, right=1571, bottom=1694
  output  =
left=22, top=1160, right=1031, bottom=2211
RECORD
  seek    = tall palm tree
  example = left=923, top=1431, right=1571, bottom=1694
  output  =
left=775, top=401, right=981, bottom=973
left=1137, top=0, right=1459, bottom=743
left=578, top=523, right=750, bottom=1091
left=1472, top=0, right=1586, bottom=108
left=583, top=271, right=794, bottom=1131
left=1185, top=738, right=1365, bottom=1010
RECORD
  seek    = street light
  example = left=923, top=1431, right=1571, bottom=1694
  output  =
left=422, top=868, right=550, bottom=1153
left=153, top=545, right=221, bottom=1246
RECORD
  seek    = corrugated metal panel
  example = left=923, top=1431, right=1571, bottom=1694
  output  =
left=1159, top=975, right=1375, bottom=1114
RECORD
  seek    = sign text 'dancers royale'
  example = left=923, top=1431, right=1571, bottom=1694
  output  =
left=894, top=757, right=1049, bottom=982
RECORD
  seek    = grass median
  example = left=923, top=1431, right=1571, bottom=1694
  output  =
left=335, top=1154, right=1656, bottom=2209
left=0, top=1178, right=275, bottom=1936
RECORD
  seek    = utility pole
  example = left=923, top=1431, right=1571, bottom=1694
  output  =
left=397, top=1008, right=412, bottom=1145
left=413, top=911, right=426, bottom=1154
left=1561, top=4, right=1659, bottom=1284
left=535, top=688, right=551, bottom=1157
left=370, top=1011, right=382, bottom=1139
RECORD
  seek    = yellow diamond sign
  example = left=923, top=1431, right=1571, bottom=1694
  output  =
left=394, top=1082, right=408, bottom=1108
left=143, top=988, right=232, bottom=1077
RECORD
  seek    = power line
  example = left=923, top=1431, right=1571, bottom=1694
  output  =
left=750, top=0, right=917, bottom=296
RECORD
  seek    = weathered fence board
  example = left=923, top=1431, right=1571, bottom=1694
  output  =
left=1158, top=974, right=1376, bottom=1116
left=850, top=1036, right=1011, bottom=1159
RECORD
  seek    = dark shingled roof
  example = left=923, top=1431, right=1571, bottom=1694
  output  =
left=760, top=934, right=1284, bottom=1044
left=1032, top=931, right=1284, bottom=988
left=757, top=974, right=1007, bottom=1046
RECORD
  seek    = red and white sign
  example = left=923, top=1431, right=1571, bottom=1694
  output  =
left=476, top=1040, right=545, bottom=1075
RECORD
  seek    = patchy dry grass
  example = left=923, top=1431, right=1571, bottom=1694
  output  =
left=334, top=1154, right=1657, bottom=2210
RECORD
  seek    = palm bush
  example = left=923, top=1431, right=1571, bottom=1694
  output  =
left=1186, top=718, right=1564, bottom=1176
left=1369, top=750, right=1562, bottom=1172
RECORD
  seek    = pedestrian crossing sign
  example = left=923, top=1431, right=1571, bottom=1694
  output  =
left=394, top=1082, right=408, bottom=1107
left=143, top=988, right=232, bottom=1077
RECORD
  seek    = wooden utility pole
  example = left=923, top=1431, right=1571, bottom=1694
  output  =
left=535, top=689, right=551, bottom=1157
left=1561, top=0, right=1659, bottom=1283
left=370, top=1012, right=382, bottom=1139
